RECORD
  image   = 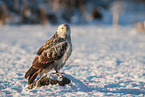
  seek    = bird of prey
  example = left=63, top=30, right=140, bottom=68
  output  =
left=25, top=24, right=72, bottom=84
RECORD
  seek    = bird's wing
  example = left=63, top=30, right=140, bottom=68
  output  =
left=37, top=36, right=64, bottom=55
left=32, top=41, right=68, bottom=69
left=37, top=38, right=54, bottom=55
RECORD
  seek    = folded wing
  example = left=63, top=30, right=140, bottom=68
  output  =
left=25, top=41, right=68, bottom=84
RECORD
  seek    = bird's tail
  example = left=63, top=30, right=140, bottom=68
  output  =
left=25, top=66, right=41, bottom=84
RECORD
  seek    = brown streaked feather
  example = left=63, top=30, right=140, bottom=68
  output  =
left=28, top=69, right=41, bottom=84
left=32, top=40, right=68, bottom=69
left=25, top=32, right=69, bottom=84
left=37, top=32, right=60, bottom=55
left=25, top=66, right=38, bottom=79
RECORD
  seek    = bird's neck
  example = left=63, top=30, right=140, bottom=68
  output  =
left=52, top=32, right=58, bottom=38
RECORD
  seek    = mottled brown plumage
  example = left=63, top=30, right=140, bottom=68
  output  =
left=25, top=24, right=72, bottom=84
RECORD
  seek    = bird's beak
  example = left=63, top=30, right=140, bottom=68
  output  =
left=65, top=27, right=67, bottom=32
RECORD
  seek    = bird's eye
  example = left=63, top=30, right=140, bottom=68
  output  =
left=62, top=27, right=64, bottom=29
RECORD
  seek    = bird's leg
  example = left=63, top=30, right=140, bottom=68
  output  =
left=55, top=69, right=59, bottom=73
left=55, top=69, right=63, bottom=78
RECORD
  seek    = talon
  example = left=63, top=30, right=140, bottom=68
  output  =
left=56, top=72, right=63, bottom=78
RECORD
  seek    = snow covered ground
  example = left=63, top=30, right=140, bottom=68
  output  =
left=0, top=25, right=145, bottom=96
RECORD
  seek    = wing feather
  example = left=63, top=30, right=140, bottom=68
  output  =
left=32, top=41, right=68, bottom=69
left=37, top=36, right=64, bottom=55
left=37, top=39, right=53, bottom=55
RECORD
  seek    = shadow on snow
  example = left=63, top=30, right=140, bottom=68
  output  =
left=65, top=74, right=145, bottom=95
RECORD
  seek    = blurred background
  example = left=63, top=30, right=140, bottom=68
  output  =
left=0, top=0, right=145, bottom=28
left=0, top=1, right=145, bottom=96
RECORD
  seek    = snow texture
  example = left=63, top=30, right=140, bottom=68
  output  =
left=0, top=25, right=145, bottom=96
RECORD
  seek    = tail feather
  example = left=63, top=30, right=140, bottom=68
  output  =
left=28, top=69, right=41, bottom=84
left=25, top=66, right=38, bottom=78
left=25, top=66, right=41, bottom=84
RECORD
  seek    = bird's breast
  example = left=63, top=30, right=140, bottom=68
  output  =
left=55, top=40, right=72, bottom=70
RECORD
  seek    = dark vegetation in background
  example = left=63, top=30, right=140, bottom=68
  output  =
left=0, top=0, right=144, bottom=25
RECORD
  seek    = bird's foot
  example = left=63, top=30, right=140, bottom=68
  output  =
left=51, top=72, right=65, bottom=78
left=56, top=72, right=63, bottom=78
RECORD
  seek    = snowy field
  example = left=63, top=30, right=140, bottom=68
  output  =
left=0, top=25, right=145, bottom=96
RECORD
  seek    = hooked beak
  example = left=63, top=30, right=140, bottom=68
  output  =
left=64, top=27, right=67, bottom=32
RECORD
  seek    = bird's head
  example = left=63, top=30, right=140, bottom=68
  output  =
left=57, top=24, right=71, bottom=38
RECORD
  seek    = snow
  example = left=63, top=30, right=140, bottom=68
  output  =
left=0, top=25, right=145, bottom=96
